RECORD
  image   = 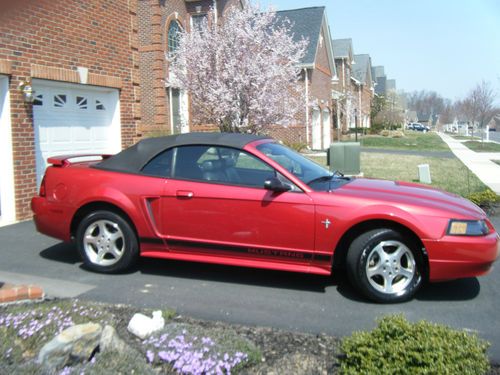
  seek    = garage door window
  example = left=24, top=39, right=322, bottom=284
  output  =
left=77, top=96, right=88, bottom=110
left=54, top=94, right=67, bottom=108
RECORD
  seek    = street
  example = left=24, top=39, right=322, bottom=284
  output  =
left=1, top=218, right=499, bottom=361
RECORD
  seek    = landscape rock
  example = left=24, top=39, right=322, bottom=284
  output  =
left=100, top=325, right=130, bottom=354
left=37, top=322, right=102, bottom=370
left=127, top=310, right=164, bottom=339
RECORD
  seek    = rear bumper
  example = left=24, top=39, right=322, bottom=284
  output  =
left=424, top=232, right=500, bottom=281
left=31, top=196, right=71, bottom=242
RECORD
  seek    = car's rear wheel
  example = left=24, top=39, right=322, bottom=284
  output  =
left=346, top=228, right=424, bottom=303
left=76, top=210, right=138, bottom=273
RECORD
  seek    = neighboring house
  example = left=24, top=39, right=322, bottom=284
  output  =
left=487, top=115, right=499, bottom=131
left=332, top=38, right=356, bottom=134
left=371, top=65, right=387, bottom=96
left=270, top=7, right=336, bottom=150
left=137, top=0, right=243, bottom=136
left=0, top=1, right=140, bottom=224
left=352, top=54, right=374, bottom=129
left=386, top=79, right=396, bottom=93
left=417, top=111, right=434, bottom=127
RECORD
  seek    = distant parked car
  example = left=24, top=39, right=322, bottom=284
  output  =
left=31, top=133, right=499, bottom=303
left=407, top=123, right=429, bottom=132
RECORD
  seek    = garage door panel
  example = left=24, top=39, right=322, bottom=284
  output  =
left=32, top=81, right=120, bottom=186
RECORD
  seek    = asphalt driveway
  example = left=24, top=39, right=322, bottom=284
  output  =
left=1, top=216, right=499, bottom=361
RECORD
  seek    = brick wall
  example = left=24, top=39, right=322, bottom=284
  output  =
left=272, top=24, right=334, bottom=149
left=138, top=0, right=240, bottom=136
left=0, top=0, right=139, bottom=220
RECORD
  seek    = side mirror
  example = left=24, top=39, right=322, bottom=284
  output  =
left=264, top=177, right=292, bottom=192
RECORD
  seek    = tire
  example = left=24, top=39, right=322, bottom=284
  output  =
left=346, top=228, right=424, bottom=303
left=76, top=210, right=139, bottom=273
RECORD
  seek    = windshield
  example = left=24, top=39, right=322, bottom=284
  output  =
left=256, top=142, right=332, bottom=184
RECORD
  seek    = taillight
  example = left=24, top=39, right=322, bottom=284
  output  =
left=39, top=175, right=46, bottom=197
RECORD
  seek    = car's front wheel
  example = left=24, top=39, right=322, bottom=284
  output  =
left=346, top=228, right=424, bottom=303
left=76, top=210, right=139, bottom=273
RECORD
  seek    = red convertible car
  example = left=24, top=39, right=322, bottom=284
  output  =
left=31, top=133, right=499, bottom=302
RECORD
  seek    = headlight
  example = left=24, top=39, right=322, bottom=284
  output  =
left=447, top=219, right=490, bottom=236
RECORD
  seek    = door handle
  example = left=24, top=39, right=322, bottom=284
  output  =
left=176, top=190, right=194, bottom=199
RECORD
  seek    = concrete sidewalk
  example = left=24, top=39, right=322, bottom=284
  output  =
left=438, top=132, right=500, bottom=194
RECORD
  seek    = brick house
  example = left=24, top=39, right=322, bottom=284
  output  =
left=137, top=0, right=243, bottom=136
left=269, top=7, right=336, bottom=150
left=352, top=54, right=374, bottom=129
left=332, top=38, right=357, bottom=134
left=0, top=0, right=140, bottom=224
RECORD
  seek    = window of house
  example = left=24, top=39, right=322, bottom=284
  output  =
left=168, top=20, right=182, bottom=54
left=191, top=14, right=208, bottom=32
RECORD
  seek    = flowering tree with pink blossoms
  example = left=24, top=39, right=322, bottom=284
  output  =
left=167, top=4, right=307, bottom=134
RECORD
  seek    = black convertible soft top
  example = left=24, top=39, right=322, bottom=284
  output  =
left=94, top=132, right=271, bottom=174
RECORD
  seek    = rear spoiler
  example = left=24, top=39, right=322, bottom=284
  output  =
left=47, top=154, right=113, bottom=167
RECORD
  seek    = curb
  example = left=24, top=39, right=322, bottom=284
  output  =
left=0, top=282, right=44, bottom=304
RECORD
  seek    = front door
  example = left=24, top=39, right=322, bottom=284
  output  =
left=158, top=145, right=315, bottom=264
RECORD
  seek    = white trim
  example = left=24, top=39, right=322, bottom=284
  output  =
left=304, top=68, right=309, bottom=146
left=322, top=108, right=331, bottom=149
left=169, top=87, right=190, bottom=134
left=0, top=75, right=16, bottom=226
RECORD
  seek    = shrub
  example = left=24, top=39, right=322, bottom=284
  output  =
left=468, top=189, right=500, bottom=208
left=380, top=130, right=390, bottom=137
left=340, top=315, right=490, bottom=375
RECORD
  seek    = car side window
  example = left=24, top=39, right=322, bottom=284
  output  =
left=141, top=148, right=174, bottom=178
left=170, top=145, right=297, bottom=189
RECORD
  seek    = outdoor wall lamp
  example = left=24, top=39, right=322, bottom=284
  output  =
left=18, top=80, right=35, bottom=103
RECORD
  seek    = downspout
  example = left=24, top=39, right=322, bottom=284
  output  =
left=341, top=59, right=346, bottom=129
left=304, top=68, right=309, bottom=146
left=358, top=83, right=362, bottom=129
left=341, top=59, right=345, bottom=87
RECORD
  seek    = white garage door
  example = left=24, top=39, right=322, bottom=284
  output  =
left=32, top=80, right=121, bottom=186
left=0, top=75, right=16, bottom=226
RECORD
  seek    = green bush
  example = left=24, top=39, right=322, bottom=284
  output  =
left=467, top=189, right=500, bottom=208
left=340, top=315, right=490, bottom=375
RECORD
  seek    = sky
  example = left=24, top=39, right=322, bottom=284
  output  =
left=259, top=0, right=500, bottom=104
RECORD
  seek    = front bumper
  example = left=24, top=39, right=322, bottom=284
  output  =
left=424, top=232, right=500, bottom=281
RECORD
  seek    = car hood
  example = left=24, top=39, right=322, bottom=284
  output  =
left=332, top=178, right=485, bottom=219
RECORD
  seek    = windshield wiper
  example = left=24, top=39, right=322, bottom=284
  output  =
left=306, top=174, right=334, bottom=185
left=306, top=170, right=345, bottom=185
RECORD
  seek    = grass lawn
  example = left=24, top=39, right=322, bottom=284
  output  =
left=451, top=135, right=480, bottom=140
left=359, top=132, right=450, bottom=151
left=307, top=153, right=487, bottom=197
left=463, top=141, right=500, bottom=153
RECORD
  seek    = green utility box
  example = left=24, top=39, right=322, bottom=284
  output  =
left=327, top=142, right=361, bottom=175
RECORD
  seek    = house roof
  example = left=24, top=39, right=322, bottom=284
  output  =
left=275, top=7, right=326, bottom=66
left=386, top=79, right=396, bottom=91
left=371, top=66, right=385, bottom=79
left=352, top=54, right=372, bottom=85
left=332, top=38, right=353, bottom=59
